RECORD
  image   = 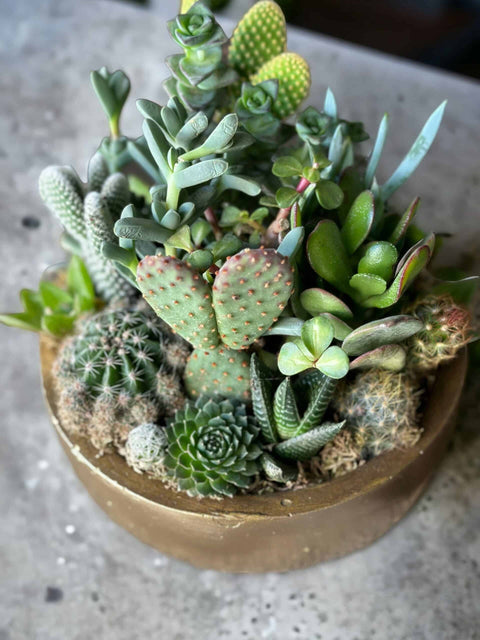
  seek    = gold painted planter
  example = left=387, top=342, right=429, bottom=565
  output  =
left=40, top=334, right=467, bottom=573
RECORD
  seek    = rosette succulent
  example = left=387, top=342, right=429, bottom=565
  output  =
left=163, top=397, right=262, bottom=497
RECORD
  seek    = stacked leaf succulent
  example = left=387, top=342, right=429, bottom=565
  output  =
left=3, top=0, right=476, bottom=499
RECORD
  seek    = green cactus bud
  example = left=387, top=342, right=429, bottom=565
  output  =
left=184, top=345, right=251, bottom=401
left=163, top=396, right=262, bottom=497
left=212, top=247, right=294, bottom=349
left=87, top=152, right=110, bottom=192
left=250, top=52, right=311, bottom=118
left=405, top=295, right=472, bottom=372
left=333, top=370, right=421, bottom=457
left=229, top=1, right=287, bottom=78
left=54, top=307, right=189, bottom=451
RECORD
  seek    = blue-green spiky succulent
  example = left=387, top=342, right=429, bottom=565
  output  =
left=163, top=396, right=262, bottom=497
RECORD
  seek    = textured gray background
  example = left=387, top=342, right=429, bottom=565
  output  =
left=1, top=1, right=479, bottom=639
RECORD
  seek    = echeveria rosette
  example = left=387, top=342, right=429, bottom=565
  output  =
left=278, top=316, right=350, bottom=379
left=235, top=80, right=281, bottom=140
left=163, top=397, right=262, bottom=497
left=168, top=5, right=226, bottom=49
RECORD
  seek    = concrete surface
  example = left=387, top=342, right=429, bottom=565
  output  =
left=1, top=1, right=479, bottom=639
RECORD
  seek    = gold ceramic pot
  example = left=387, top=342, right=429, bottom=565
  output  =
left=40, top=334, right=467, bottom=573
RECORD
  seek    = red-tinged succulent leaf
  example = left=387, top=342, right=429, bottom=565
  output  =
left=349, top=344, right=406, bottom=371
left=388, top=197, right=420, bottom=246
left=307, top=220, right=353, bottom=294
left=363, top=237, right=434, bottom=308
left=342, top=315, right=423, bottom=356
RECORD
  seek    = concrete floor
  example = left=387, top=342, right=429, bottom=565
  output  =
left=1, top=1, right=479, bottom=638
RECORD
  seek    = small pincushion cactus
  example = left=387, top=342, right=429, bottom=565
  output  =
left=54, top=307, right=189, bottom=451
left=163, top=396, right=262, bottom=497
left=125, top=423, right=167, bottom=474
left=406, top=295, right=471, bottom=371
left=333, top=370, right=422, bottom=457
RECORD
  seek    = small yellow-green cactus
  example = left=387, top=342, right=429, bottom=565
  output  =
left=228, top=1, right=287, bottom=77
left=251, top=52, right=311, bottom=118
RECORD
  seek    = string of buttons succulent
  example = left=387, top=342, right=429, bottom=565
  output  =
left=3, top=0, right=477, bottom=498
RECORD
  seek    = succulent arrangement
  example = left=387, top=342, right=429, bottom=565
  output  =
left=3, top=1, right=476, bottom=499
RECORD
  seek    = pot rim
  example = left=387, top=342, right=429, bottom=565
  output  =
left=40, top=334, right=467, bottom=520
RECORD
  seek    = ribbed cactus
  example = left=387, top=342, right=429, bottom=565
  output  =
left=333, top=370, right=421, bottom=457
left=406, top=295, right=471, bottom=371
left=251, top=52, right=311, bottom=118
left=163, top=396, right=262, bottom=497
left=54, top=308, right=189, bottom=451
left=228, top=1, right=287, bottom=78
left=39, top=165, right=134, bottom=302
left=125, top=422, right=168, bottom=475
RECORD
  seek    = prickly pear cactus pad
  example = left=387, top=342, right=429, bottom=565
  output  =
left=212, top=248, right=294, bottom=349
left=4, top=0, right=476, bottom=498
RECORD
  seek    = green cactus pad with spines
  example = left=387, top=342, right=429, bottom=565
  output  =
left=251, top=52, right=311, bottom=118
left=137, top=254, right=219, bottom=350
left=39, top=166, right=86, bottom=243
left=100, top=173, right=130, bottom=220
left=228, top=1, right=287, bottom=78
left=212, top=247, right=294, bottom=349
left=184, top=345, right=251, bottom=401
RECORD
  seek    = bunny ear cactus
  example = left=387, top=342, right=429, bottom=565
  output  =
left=228, top=1, right=287, bottom=78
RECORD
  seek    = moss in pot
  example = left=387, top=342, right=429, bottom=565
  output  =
left=2, top=1, right=477, bottom=571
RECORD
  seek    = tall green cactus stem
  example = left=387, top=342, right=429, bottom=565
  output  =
left=333, top=370, right=421, bottom=456
left=212, top=247, right=294, bottom=349
left=184, top=345, right=251, bottom=401
left=87, top=152, right=110, bottom=192
left=54, top=308, right=189, bottom=451
left=251, top=52, right=311, bottom=118
left=39, top=165, right=134, bottom=302
left=228, top=1, right=287, bottom=78
left=137, top=254, right=219, bottom=350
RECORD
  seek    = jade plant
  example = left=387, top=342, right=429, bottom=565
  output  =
left=2, top=1, right=476, bottom=499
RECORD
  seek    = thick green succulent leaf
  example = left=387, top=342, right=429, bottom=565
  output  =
left=165, top=225, right=193, bottom=252
left=315, top=180, right=344, bottom=210
left=136, top=98, right=164, bottom=126
left=297, top=373, right=337, bottom=435
left=430, top=275, right=480, bottom=305
left=342, top=314, right=423, bottom=356
left=142, top=119, right=171, bottom=180
left=217, top=174, right=261, bottom=197
left=357, top=241, right=398, bottom=281
left=350, top=273, right=387, bottom=299
left=341, top=190, right=375, bottom=254
left=307, top=220, right=353, bottom=293
left=324, top=87, right=338, bottom=119
left=381, top=101, right=446, bottom=201
left=315, top=346, right=350, bottom=379
left=349, top=344, right=406, bottom=371
left=388, top=197, right=420, bottom=246
left=114, top=218, right=171, bottom=244
left=176, top=111, right=209, bottom=148
left=301, top=316, right=334, bottom=360
left=300, top=288, right=353, bottom=320
left=365, top=113, right=389, bottom=188
left=39, top=281, right=72, bottom=311
left=41, top=313, right=76, bottom=336
left=273, top=155, right=303, bottom=178
left=174, top=159, right=228, bottom=189
left=184, top=249, right=213, bottom=271
left=179, top=114, right=238, bottom=161
left=274, top=421, right=346, bottom=461
left=318, top=313, right=352, bottom=340
left=250, top=354, right=277, bottom=444
left=266, top=317, right=304, bottom=337
left=337, top=167, right=364, bottom=225
left=276, top=186, right=298, bottom=208
left=66, top=256, right=95, bottom=303
left=278, top=341, right=313, bottom=376
left=261, top=453, right=297, bottom=483
left=363, top=234, right=434, bottom=308
left=274, top=378, right=301, bottom=440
